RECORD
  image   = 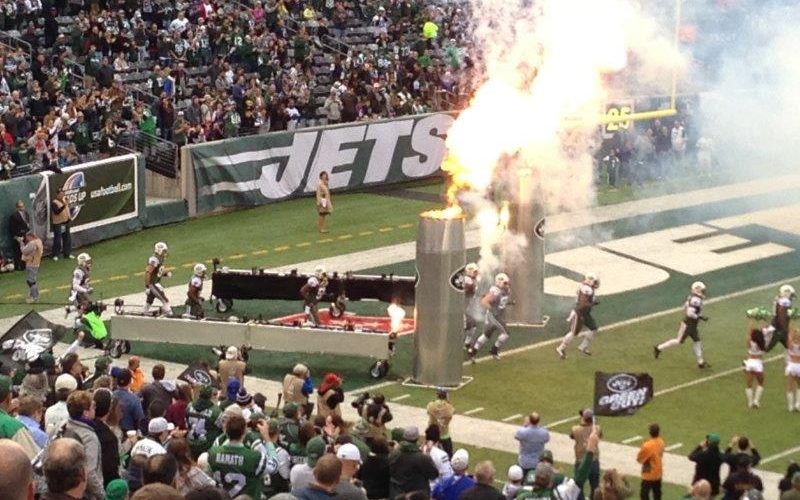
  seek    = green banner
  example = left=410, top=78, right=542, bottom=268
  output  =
left=189, top=113, right=455, bottom=214
left=45, top=155, right=139, bottom=232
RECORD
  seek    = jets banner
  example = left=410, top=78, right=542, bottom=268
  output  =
left=0, top=311, right=67, bottom=368
left=593, top=372, right=654, bottom=416
left=178, top=362, right=218, bottom=388
left=189, top=113, right=455, bottom=214
left=44, top=154, right=139, bottom=233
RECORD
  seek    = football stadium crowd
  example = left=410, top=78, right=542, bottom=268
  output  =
left=0, top=345, right=790, bottom=500
left=0, top=0, right=471, bottom=179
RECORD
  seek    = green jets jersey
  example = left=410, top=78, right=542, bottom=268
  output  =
left=186, top=403, right=222, bottom=457
left=208, top=442, right=267, bottom=499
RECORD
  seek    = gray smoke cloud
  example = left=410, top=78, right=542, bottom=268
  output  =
left=694, top=2, right=800, bottom=175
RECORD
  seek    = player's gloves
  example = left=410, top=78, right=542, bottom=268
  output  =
left=699, top=316, right=709, bottom=322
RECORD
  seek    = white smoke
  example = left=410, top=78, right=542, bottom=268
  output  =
left=695, top=2, right=800, bottom=174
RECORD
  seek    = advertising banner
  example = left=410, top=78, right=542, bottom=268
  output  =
left=189, top=113, right=455, bottom=214
left=593, top=371, right=654, bottom=416
left=43, top=155, right=139, bottom=233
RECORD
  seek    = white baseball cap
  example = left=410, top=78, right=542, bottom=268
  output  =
left=508, top=464, right=524, bottom=481
left=451, top=448, right=469, bottom=471
left=336, top=443, right=362, bottom=464
left=226, top=346, right=239, bottom=360
left=54, top=374, right=78, bottom=392
left=148, top=417, right=175, bottom=434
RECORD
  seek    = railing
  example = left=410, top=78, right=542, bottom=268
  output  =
left=117, top=131, right=179, bottom=178
left=0, top=31, right=33, bottom=59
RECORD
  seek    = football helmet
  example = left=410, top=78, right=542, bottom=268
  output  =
left=691, top=281, right=707, bottom=297
left=154, top=242, right=169, bottom=257
left=77, top=253, right=92, bottom=269
left=495, top=272, right=510, bottom=287
left=314, top=266, right=326, bottom=279
left=465, top=262, right=479, bottom=278
left=584, top=273, right=600, bottom=288
left=779, top=284, right=796, bottom=299
left=193, top=263, right=207, bottom=278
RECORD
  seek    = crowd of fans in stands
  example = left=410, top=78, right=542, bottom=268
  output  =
left=0, top=339, right=795, bottom=500
left=0, top=0, right=472, bottom=178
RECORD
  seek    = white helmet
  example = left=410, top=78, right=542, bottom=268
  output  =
left=77, top=253, right=92, bottom=268
left=193, top=263, right=207, bottom=277
left=154, top=242, right=169, bottom=257
left=495, top=272, right=510, bottom=287
left=780, top=284, right=796, bottom=299
left=691, top=281, right=707, bottom=297
left=314, top=265, right=326, bottom=279
left=584, top=273, right=600, bottom=288
left=465, top=262, right=479, bottom=278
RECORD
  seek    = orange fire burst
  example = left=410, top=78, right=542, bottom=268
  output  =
left=420, top=205, right=464, bottom=220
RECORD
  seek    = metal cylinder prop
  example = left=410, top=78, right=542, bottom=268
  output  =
left=414, top=213, right=466, bottom=386
left=504, top=171, right=545, bottom=326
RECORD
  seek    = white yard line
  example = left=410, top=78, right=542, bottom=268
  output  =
left=761, top=445, right=800, bottom=465
left=621, top=435, right=643, bottom=444
left=501, top=413, right=523, bottom=423
left=655, top=355, right=782, bottom=397
left=463, top=407, right=485, bottom=416
left=665, top=443, right=684, bottom=452
left=390, top=394, right=411, bottom=402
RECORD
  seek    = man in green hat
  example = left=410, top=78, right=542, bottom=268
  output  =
left=187, top=385, right=223, bottom=458
left=105, top=478, right=129, bottom=500
left=689, top=433, right=724, bottom=497
left=290, top=435, right=327, bottom=492
left=0, top=375, right=40, bottom=459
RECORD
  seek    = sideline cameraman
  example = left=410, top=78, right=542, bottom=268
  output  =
left=218, top=346, right=247, bottom=386
left=355, top=393, right=393, bottom=440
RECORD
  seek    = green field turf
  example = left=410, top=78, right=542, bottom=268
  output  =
left=372, top=277, right=800, bottom=474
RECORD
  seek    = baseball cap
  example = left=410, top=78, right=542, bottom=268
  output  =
left=105, top=479, right=129, bottom=500
left=403, top=426, right=419, bottom=442
left=226, top=346, right=238, bottom=360
left=115, top=368, right=132, bottom=387
left=283, top=402, right=299, bottom=417
left=451, top=448, right=469, bottom=471
left=540, top=449, right=554, bottom=464
left=148, top=417, right=175, bottom=434
left=55, top=373, right=78, bottom=392
left=706, top=433, right=721, bottom=445
left=336, top=443, right=362, bottom=463
left=306, top=436, right=327, bottom=467
left=508, top=464, right=524, bottom=482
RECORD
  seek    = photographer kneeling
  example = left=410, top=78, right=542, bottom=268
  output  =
left=353, top=392, right=393, bottom=440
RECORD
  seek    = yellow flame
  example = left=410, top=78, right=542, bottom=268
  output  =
left=421, top=205, right=464, bottom=220
left=387, top=303, right=406, bottom=333
left=498, top=201, right=510, bottom=229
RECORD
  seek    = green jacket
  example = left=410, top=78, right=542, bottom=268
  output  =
left=0, top=408, right=40, bottom=459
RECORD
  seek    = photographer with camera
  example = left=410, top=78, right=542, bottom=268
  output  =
left=217, top=346, right=248, bottom=386
left=355, top=393, right=393, bottom=441
left=283, top=363, right=314, bottom=418
left=317, top=372, right=345, bottom=419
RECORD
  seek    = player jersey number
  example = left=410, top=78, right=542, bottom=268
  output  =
left=215, top=471, right=247, bottom=497
left=605, top=105, right=632, bottom=132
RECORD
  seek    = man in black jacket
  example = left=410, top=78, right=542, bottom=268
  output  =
left=389, top=426, right=438, bottom=498
left=688, top=433, right=724, bottom=497
left=723, top=436, right=761, bottom=476
left=459, top=460, right=505, bottom=500
left=8, top=200, right=30, bottom=271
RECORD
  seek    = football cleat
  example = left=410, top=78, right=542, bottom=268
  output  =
left=653, top=345, right=661, bottom=359
left=556, top=346, right=566, bottom=360
left=490, top=345, right=500, bottom=360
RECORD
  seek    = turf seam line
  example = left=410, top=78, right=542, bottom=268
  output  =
left=463, top=407, right=484, bottom=415
left=762, top=445, right=800, bottom=465
left=501, top=413, right=522, bottom=422
left=621, top=435, right=643, bottom=444
left=390, top=394, right=410, bottom=402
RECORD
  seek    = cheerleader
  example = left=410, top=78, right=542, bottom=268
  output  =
left=786, top=328, right=800, bottom=412
left=744, top=327, right=767, bottom=409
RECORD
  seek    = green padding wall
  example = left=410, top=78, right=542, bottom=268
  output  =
left=143, top=200, right=189, bottom=228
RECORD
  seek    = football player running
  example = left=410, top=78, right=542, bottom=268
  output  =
left=768, top=284, right=795, bottom=351
left=144, top=242, right=173, bottom=315
left=300, top=266, right=328, bottom=326
left=556, top=273, right=601, bottom=359
left=467, top=272, right=511, bottom=361
left=654, top=281, right=710, bottom=368
left=462, top=262, right=480, bottom=349
left=66, top=252, right=94, bottom=316
left=785, top=328, right=800, bottom=412
left=185, top=263, right=207, bottom=318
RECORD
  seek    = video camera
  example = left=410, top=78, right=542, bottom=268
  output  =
left=211, top=344, right=252, bottom=363
left=351, top=391, right=373, bottom=410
